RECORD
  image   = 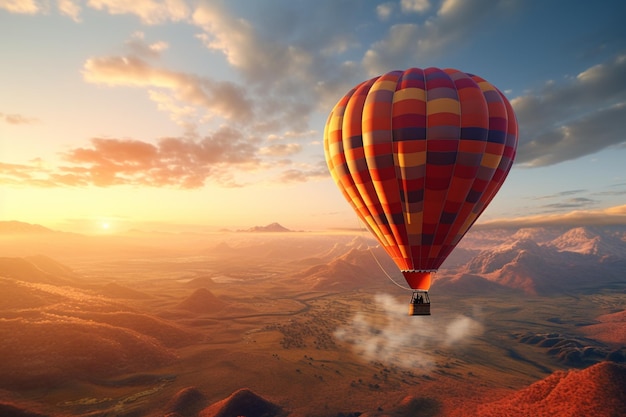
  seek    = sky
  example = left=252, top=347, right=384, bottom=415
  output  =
left=1, top=0, right=626, bottom=234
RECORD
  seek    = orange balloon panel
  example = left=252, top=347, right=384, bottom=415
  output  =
left=323, top=67, right=518, bottom=290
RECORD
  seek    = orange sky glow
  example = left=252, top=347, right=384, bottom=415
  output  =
left=2, top=1, right=625, bottom=234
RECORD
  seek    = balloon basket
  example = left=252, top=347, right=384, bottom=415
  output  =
left=409, top=291, right=430, bottom=316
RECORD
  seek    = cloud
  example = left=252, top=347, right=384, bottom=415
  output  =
left=401, top=0, right=431, bottom=14
left=83, top=54, right=254, bottom=122
left=334, top=293, right=483, bottom=370
left=190, top=1, right=368, bottom=130
left=477, top=204, right=626, bottom=228
left=0, top=0, right=42, bottom=14
left=376, top=2, right=394, bottom=20
left=513, top=55, right=626, bottom=167
left=192, top=1, right=322, bottom=129
left=276, top=164, right=330, bottom=184
left=258, top=143, right=302, bottom=157
left=0, top=112, right=39, bottom=125
left=0, top=0, right=80, bottom=20
left=537, top=197, right=597, bottom=212
left=0, top=0, right=189, bottom=23
left=125, top=31, right=169, bottom=59
left=0, top=128, right=262, bottom=188
left=532, top=189, right=588, bottom=200
left=87, top=0, right=190, bottom=24
left=363, top=0, right=518, bottom=75
left=0, top=160, right=87, bottom=187
left=63, top=130, right=259, bottom=187
left=58, top=0, right=81, bottom=21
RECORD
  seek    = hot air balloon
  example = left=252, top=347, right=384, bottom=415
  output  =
left=323, top=67, right=518, bottom=315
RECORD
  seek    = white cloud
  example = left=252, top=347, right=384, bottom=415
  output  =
left=57, top=0, right=81, bottom=21
left=0, top=0, right=42, bottom=14
left=83, top=55, right=253, bottom=122
left=401, top=0, right=430, bottom=14
left=376, top=2, right=394, bottom=20
left=86, top=0, right=190, bottom=24
left=335, top=293, right=483, bottom=370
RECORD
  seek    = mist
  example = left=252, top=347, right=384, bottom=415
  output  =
left=334, top=293, right=484, bottom=370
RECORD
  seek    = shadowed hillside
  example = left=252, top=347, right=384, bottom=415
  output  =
left=175, top=288, right=226, bottom=313
left=0, top=255, right=199, bottom=392
left=0, top=257, right=76, bottom=286
left=0, top=313, right=177, bottom=390
left=164, top=387, right=207, bottom=417
left=295, top=246, right=397, bottom=291
left=198, top=388, right=283, bottom=417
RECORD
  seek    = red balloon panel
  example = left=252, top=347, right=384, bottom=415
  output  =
left=324, top=67, right=518, bottom=289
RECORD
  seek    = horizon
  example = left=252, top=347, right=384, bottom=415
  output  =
left=3, top=211, right=626, bottom=237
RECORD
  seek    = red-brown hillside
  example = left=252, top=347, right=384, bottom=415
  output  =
left=581, top=309, right=626, bottom=347
left=0, top=313, right=177, bottom=390
left=0, top=277, right=67, bottom=310
left=69, top=310, right=200, bottom=348
left=0, top=401, right=52, bottom=417
left=24, top=255, right=77, bottom=278
left=434, top=273, right=514, bottom=294
left=176, top=288, right=226, bottom=314
left=164, top=386, right=207, bottom=417
left=296, top=247, right=394, bottom=291
left=0, top=257, right=74, bottom=286
left=468, top=362, right=626, bottom=417
left=199, top=388, right=283, bottom=417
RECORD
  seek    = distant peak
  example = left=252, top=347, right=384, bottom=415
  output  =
left=239, top=222, right=292, bottom=233
left=0, top=221, right=54, bottom=234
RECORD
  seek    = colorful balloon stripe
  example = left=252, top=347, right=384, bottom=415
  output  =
left=324, top=67, right=518, bottom=290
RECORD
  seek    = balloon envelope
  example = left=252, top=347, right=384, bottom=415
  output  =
left=324, top=67, right=518, bottom=290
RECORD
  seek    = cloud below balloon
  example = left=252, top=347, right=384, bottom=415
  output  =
left=334, top=294, right=484, bottom=370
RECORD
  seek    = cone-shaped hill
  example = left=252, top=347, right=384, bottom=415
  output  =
left=199, top=388, right=283, bottom=417
left=175, top=288, right=226, bottom=314
left=164, top=386, right=207, bottom=417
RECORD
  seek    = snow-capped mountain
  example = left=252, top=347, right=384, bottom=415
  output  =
left=548, top=227, right=626, bottom=260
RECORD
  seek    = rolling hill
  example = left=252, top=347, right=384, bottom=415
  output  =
left=469, top=361, right=626, bottom=417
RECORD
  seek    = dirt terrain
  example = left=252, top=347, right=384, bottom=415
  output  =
left=0, top=226, right=624, bottom=416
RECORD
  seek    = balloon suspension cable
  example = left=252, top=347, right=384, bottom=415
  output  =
left=367, top=246, right=413, bottom=291
left=352, top=216, right=413, bottom=291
